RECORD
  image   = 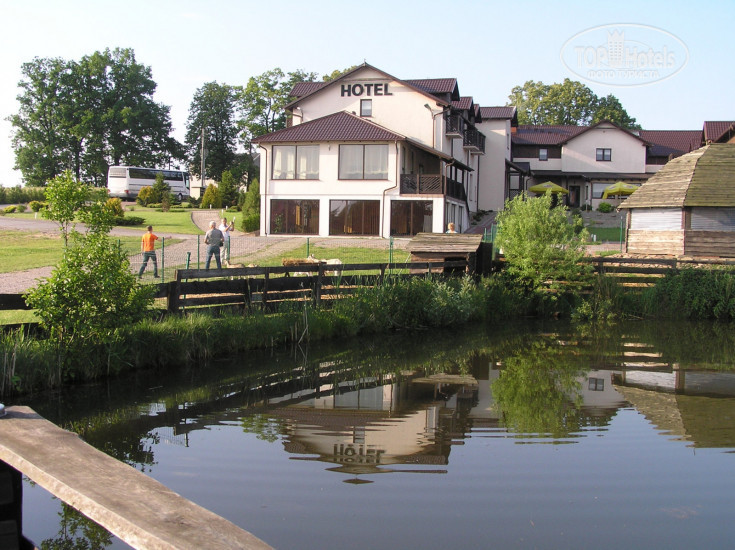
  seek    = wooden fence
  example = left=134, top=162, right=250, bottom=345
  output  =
left=3, top=257, right=735, bottom=321
left=161, top=260, right=471, bottom=313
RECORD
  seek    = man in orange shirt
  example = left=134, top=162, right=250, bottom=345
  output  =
left=139, top=225, right=159, bottom=278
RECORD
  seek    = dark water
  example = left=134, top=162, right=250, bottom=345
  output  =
left=13, top=320, right=735, bottom=549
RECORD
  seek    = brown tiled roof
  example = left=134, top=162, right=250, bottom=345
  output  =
left=703, top=121, right=735, bottom=142
left=289, top=81, right=327, bottom=98
left=252, top=111, right=404, bottom=143
left=480, top=106, right=516, bottom=120
left=512, top=125, right=586, bottom=145
left=452, top=97, right=473, bottom=111
left=639, top=130, right=702, bottom=157
left=405, top=78, right=458, bottom=95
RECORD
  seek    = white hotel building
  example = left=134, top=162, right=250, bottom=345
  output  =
left=252, top=62, right=714, bottom=238
left=253, top=63, right=492, bottom=237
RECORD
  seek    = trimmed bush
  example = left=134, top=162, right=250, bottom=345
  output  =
left=597, top=202, right=613, bottom=213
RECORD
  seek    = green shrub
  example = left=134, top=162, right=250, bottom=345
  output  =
left=105, top=197, right=125, bottom=218
left=115, top=215, right=145, bottom=226
left=136, top=186, right=153, bottom=206
left=597, top=202, right=613, bottom=213
left=200, top=183, right=222, bottom=209
left=16, top=204, right=27, bottom=213
left=4, top=206, right=17, bottom=214
left=242, top=213, right=260, bottom=232
left=29, top=201, right=45, bottom=212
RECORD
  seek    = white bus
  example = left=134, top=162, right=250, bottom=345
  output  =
left=107, top=166, right=190, bottom=200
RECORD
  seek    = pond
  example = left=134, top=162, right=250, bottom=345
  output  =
left=13, top=319, right=735, bottom=549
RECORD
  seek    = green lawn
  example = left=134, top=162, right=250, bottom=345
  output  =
left=6, top=207, right=202, bottom=235
left=0, top=230, right=178, bottom=273
left=586, top=226, right=624, bottom=243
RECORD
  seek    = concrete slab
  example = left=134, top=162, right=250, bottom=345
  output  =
left=0, top=407, right=272, bottom=550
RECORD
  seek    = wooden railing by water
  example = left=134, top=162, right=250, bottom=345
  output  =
left=0, top=406, right=272, bottom=550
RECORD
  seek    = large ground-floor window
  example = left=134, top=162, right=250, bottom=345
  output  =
left=390, top=200, right=433, bottom=236
left=329, top=200, right=380, bottom=235
left=270, top=199, right=320, bottom=234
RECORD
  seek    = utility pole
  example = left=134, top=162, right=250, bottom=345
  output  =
left=200, top=128, right=206, bottom=192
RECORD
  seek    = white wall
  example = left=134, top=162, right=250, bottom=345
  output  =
left=562, top=125, right=647, bottom=173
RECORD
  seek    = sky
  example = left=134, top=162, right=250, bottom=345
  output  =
left=1, top=0, right=733, bottom=187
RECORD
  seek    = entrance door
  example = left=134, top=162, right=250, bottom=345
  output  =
left=568, top=185, right=581, bottom=208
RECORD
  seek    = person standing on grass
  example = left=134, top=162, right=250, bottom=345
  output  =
left=138, top=225, right=159, bottom=278
left=218, top=216, right=235, bottom=266
left=205, top=220, right=224, bottom=270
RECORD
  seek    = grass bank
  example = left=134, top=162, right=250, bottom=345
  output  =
left=3, top=268, right=735, bottom=399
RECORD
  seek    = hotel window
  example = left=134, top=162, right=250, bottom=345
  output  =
left=272, top=145, right=319, bottom=179
left=329, top=200, right=380, bottom=235
left=588, top=378, right=605, bottom=391
left=539, top=148, right=548, bottom=161
left=269, top=199, right=319, bottom=234
left=390, top=200, right=433, bottom=236
left=339, top=144, right=388, bottom=179
left=360, top=99, right=372, bottom=117
left=596, top=148, right=612, bottom=162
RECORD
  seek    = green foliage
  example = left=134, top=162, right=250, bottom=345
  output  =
left=200, top=183, right=222, bottom=209
left=237, top=68, right=318, bottom=144
left=492, top=340, right=586, bottom=437
left=114, top=216, right=145, bottom=226
left=42, top=171, right=91, bottom=246
left=136, top=186, right=153, bottom=206
left=597, top=202, right=613, bottom=213
left=4, top=206, right=17, bottom=214
left=240, top=178, right=260, bottom=231
left=219, top=170, right=238, bottom=207
left=151, top=172, right=170, bottom=204
left=507, top=78, right=639, bottom=128
left=105, top=197, right=124, bottom=218
left=24, top=232, right=154, bottom=376
left=641, top=268, right=735, bottom=320
left=29, top=200, right=45, bottom=212
left=16, top=204, right=27, bottom=213
left=10, top=48, right=183, bottom=187
left=495, top=193, right=592, bottom=291
left=185, top=82, right=239, bottom=181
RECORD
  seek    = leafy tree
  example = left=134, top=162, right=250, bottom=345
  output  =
left=240, top=178, right=260, bottom=232
left=150, top=172, right=170, bottom=203
left=7, top=57, right=76, bottom=186
left=136, top=186, right=153, bottom=206
left=200, top=183, right=222, bottom=209
left=218, top=170, right=238, bottom=207
left=25, top=231, right=153, bottom=378
left=322, top=66, right=358, bottom=81
left=507, top=78, right=639, bottom=128
left=495, top=193, right=592, bottom=291
left=42, top=171, right=90, bottom=246
left=237, top=68, right=318, bottom=145
left=9, top=48, right=183, bottom=187
left=185, top=81, right=239, bottom=182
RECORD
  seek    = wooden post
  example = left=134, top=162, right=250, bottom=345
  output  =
left=315, top=264, right=324, bottom=306
left=167, top=272, right=181, bottom=314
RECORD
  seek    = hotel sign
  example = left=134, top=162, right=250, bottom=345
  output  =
left=340, top=82, right=393, bottom=97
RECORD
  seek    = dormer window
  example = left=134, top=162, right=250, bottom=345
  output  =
left=539, top=148, right=548, bottom=161
left=360, top=99, right=372, bottom=117
left=596, top=148, right=612, bottom=162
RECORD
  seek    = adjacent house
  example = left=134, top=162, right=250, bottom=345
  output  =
left=619, top=143, right=735, bottom=258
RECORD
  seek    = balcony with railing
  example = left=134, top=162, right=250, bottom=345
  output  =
left=463, top=125, right=486, bottom=153
left=400, top=174, right=466, bottom=202
left=445, top=113, right=465, bottom=137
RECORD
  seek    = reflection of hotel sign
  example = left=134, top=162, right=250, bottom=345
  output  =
left=340, top=82, right=393, bottom=97
left=333, top=443, right=385, bottom=464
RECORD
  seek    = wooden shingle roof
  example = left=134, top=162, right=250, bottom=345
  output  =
left=620, top=144, right=735, bottom=209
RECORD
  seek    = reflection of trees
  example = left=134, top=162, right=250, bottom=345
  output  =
left=41, top=502, right=112, bottom=550
left=492, top=340, right=587, bottom=438
left=240, top=414, right=285, bottom=442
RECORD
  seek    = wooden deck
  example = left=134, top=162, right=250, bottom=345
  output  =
left=0, top=406, right=272, bottom=550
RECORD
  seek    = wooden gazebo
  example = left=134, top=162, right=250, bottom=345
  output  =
left=619, top=144, right=735, bottom=258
